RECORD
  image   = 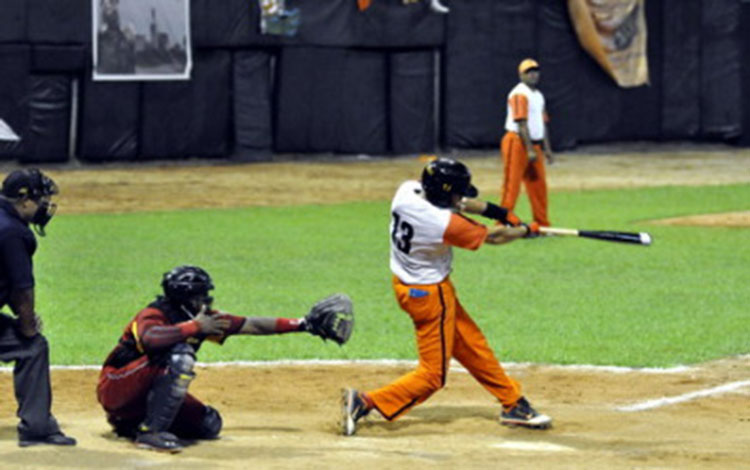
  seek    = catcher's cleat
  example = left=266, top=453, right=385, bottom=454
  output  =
left=341, top=388, right=371, bottom=436
left=500, top=397, right=552, bottom=430
left=135, top=431, right=183, bottom=453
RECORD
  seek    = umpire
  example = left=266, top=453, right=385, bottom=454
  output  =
left=0, top=168, right=76, bottom=447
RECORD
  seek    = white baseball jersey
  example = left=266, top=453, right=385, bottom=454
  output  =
left=389, top=181, right=488, bottom=285
left=504, top=82, right=547, bottom=141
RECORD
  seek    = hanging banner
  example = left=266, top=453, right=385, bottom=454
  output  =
left=567, top=0, right=649, bottom=87
left=93, top=0, right=192, bottom=81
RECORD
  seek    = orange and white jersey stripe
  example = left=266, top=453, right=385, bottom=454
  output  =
left=504, top=82, right=547, bottom=140
left=389, top=181, right=488, bottom=284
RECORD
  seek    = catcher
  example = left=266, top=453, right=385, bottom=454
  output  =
left=97, top=265, right=352, bottom=453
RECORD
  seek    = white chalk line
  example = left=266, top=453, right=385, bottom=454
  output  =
left=616, top=379, right=750, bottom=412
left=491, top=441, right=576, bottom=453
left=0, top=359, right=693, bottom=373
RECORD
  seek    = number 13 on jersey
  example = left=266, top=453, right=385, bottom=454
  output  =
left=391, top=211, right=414, bottom=254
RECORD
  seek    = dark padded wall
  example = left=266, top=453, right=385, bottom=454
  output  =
left=3, top=0, right=750, bottom=161
left=443, top=0, right=500, bottom=148
left=662, top=0, right=700, bottom=138
left=444, top=0, right=537, bottom=149
left=275, top=47, right=387, bottom=154
left=79, top=80, right=140, bottom=161
left=537, top=0, right=583, bottom=150
left=191, top=0, right=444, bottom=49
left=32, top=45, right=87, bottom=73
left=233, top=49, right=274, bottom=159
left=27, top=0, right=90, bottom=44
left=25, top=75, right=71, bottom=163
left=700, top=0, right=741, bottom=139
left=0, top=46, right=31, bottom=160
left=141, top=50, right=231, bottom=159
left=390, top=50, right=435, bottom=154
left=741, top=1, right=750, bottom=146
left=0, top=0, right=27, bottom=43
left=191, top=0, right=275, bottom=48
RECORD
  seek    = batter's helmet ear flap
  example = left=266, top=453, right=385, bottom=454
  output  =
left=421, top=158, right=478, bottom=208
left=161, top=265, right=214, bottom=317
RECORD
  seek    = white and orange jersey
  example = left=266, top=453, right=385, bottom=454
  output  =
left=389, top=181, right=489, bottom=285
left=504, top=82, right=547, bottom=141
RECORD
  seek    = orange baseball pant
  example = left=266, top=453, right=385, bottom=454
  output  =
left=366, top=276, right=522, bottom=421
left=500, top=131, right=550, bottom=226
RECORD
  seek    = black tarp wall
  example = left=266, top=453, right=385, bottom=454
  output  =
left=0, top=0, right=748, bottom=162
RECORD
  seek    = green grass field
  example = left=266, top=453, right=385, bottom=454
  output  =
left=33, top=183, right=750, bottom=367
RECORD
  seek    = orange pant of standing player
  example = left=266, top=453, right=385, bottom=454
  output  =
left=500, top=131, right=550, bottom=226
left=367, top=276, right=521, bottom=420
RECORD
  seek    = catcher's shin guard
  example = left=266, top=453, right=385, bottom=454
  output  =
left=139, top=343, right=196, bottom=434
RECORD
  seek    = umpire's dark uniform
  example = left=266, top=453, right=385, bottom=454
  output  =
left=0, top=169, right=74, bottom=446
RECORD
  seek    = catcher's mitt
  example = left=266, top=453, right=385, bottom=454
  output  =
left=303, top=293, right=354, bottom=345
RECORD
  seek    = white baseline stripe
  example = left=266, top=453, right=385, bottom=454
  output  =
left=0, top=359, right=692, bottom=374
left=616, top=379, right=750, bottom=412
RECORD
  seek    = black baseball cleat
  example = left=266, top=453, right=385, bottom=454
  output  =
left=341, top=388, right=371, bottom=436
left=18, top=431, right=77, bottom=447
left=135, top=431, right=183, bottom=453
left=500, top=397, right=552, bottom=429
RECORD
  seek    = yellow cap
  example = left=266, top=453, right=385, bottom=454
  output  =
left=518, top=58, right=539, bottom=74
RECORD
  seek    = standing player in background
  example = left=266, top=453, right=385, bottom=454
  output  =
left=341, top=158, right=552, bottom=436
left=98, top=265, right=352, bottom=453
left=500, top=58, right=554, bottom=227
left=0, top=169, right=76, bottom=447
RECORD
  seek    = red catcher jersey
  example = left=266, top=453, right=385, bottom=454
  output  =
left=389, top=181, right=488, bottom=284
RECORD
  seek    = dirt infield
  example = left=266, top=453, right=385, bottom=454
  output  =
left=0, top=147, right=749, bottom=469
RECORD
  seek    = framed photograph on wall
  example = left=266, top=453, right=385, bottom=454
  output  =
left=93, top=0, right=192, bottom=81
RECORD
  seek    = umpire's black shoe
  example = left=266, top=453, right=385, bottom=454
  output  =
left=135, top=431, right=183, bottom=453
left=19, top=431, right=77, bottom=447
left=341, top=388, right=371, bottom=436
left=500, top=396, right=552, bottom=429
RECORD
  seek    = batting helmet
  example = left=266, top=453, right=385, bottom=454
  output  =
left=421, top=158, right=478, bottom=208
left=161, top=265, right=214, bottom=317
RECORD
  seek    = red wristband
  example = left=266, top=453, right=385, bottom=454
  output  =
left=274, top=318, right=303, bottom=333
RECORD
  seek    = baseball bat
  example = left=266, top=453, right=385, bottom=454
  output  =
left=539, top=226, right=652, bottom=246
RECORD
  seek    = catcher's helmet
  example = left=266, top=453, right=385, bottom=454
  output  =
left=161, top=265, right=214, bottom=316
left=421, top=158, right=478, bottom=208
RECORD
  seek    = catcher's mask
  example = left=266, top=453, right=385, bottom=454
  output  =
left=420, top=158, right=478, bottom=208
left=161, top=265, right=214, bottom=318
left=1, top=168, right=59, bottom=237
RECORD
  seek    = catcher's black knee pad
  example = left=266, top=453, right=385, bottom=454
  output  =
left=199, top=406, right=222, bottom=439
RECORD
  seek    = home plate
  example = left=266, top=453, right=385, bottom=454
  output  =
left=492, top=441, right=575, bottom=453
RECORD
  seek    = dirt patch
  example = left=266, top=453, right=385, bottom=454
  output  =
left=651, top=211, right=750, bottom=227
left=40, top=149, right=750, bottom=215
left=0, top=148, right=749, bottom=468
left=2, top=358, right=750, bottom=470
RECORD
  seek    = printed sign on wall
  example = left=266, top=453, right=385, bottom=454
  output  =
left=93, top=0, right=192, bottom=81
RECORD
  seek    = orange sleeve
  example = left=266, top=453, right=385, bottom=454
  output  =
left=443, top=213, right=487, bottom=251
left=510, top=94, right=529, bottom=121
